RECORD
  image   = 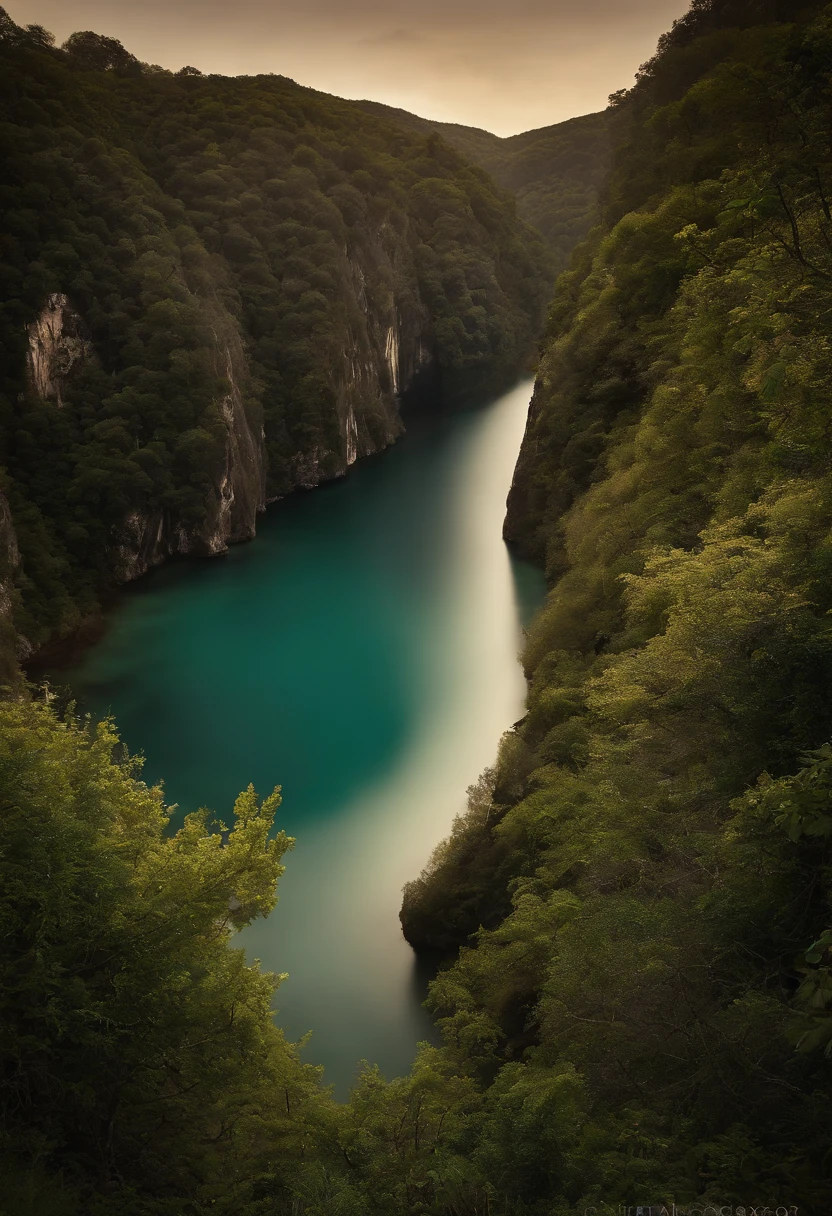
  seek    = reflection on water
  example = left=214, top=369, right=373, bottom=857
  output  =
left=53, top=380, right=545, bottom=1096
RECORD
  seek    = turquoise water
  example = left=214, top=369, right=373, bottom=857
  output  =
left=53, top=380, right=545, bottom=1096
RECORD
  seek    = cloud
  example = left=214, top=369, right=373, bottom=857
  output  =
left=355, top=28, right=433, bottom=49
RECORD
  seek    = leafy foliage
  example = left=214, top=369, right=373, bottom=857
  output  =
left=400, top=1, right=832, bottom=1210
left=0, top=697, right=338, bottom=1214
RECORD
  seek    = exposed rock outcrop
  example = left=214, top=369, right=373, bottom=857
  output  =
left=27, top=294, right=91, bottom=406
left=287, top=234, right=432, bottom=490
left=110, top=311, right=268, bottom=582
left=25, top=290, right=269, bottom=588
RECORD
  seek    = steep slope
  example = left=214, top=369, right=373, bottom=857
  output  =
left=358, top=100, right=611, bottom=273
left=0, top=9, right=550, bottom=666
left=398, top=0, right=832, bottom=1209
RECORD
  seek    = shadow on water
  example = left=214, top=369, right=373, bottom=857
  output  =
left=47, top=380, right=546, bottom=1098
left=408, top=951, right=446, bottom=1045
left=511, top=556, right=549, bottom=632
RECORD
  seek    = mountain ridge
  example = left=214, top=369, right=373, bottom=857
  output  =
left=356, top=100, right=612, bottom=272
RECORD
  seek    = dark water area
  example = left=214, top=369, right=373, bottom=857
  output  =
left=49, top=380, right=545, bottom=1096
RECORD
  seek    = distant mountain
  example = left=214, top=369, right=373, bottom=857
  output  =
left=357, top=102, right=611, bottom=273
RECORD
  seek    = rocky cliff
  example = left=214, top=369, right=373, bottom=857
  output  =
left=23, top=291, right=269, bottom=584
left=108, top=302, right=269, bottom=582
left=25, top=272, right=429, bottom=587
left=26, top=294, right=91, bottom=407
left=286, top=237, right=431, bottom=490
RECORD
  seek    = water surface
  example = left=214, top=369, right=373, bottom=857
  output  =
left=55, top=380, right=545, bottom=1095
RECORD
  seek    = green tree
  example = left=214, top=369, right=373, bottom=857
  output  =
left=0, top=697, right=331, bottom=1212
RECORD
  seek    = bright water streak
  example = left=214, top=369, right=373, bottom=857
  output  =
left=55, top=380, right=545, bottom=1096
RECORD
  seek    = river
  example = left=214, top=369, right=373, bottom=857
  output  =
left=50, top=379, right=545, bottom=1096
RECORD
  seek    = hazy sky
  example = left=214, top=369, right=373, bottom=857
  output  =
left=10, top=0, right=688, bottom=136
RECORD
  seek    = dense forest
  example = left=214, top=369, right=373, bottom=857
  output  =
left=5, top=0, right=832, bottom=1213
left=0, top=8, right=549, bottom=667
left=402, top=0, right=832, bottom=1209
left=358, top=101, right=611, bottom=275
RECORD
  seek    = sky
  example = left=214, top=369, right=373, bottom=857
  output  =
left=9, top=0, right=689, bottom=136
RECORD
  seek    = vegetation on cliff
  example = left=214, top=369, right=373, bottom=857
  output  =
left=400, top=0, right=832, bottom=1208
left=0, top=7, right=549, bottom=663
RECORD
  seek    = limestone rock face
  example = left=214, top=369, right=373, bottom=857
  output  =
left=286, top=236, right=432, bottom=492
left=27, top=294, right=91, bottom=406
left=109, top=315, right=268, bottom=582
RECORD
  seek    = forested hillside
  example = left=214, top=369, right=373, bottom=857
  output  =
left=359, top=101, right=611, bottom=274
left=400, top=0, right=832, bottom=1209
left=0, top=9, right=549, bottom=669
